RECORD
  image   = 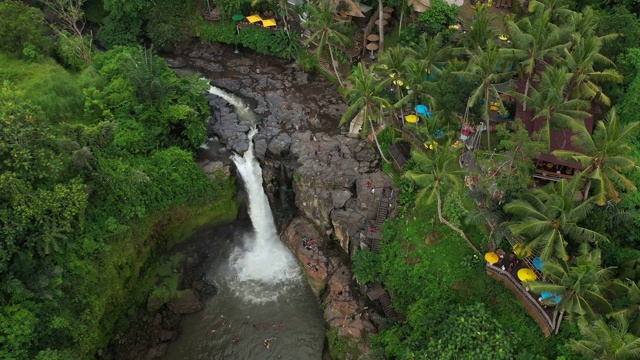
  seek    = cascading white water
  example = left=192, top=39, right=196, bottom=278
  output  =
left=208, top=85, right=299, bottom=303
left=208, top=86, right=256, bottom=123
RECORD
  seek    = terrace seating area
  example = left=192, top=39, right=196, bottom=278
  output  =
left=485, top=249, right=564, bottom=337
left=533, top=160, right=577, bottom=182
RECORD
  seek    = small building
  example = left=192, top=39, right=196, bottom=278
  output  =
left=389, top=142, right=412, bottom=169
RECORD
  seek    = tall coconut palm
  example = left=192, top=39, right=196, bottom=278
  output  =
left=554, top=108, right=640, bottom=205
left=504, top=177, right=608, bottom=261
left=303, top=0, right=353, bottom=87
left=528, top=243, right=613, bottom=321
left=569, top=312, right=640, bottom=360
left=459, top=5, right=496, bottom=51
left=408, top=33, right=451, bottom=76
left=396, top=58, right=434, bottom=115
left=562, top=35, right=622, bottom=106
left=511, top=66, right=590, bottom=147
left=502, top=5, right=569, bottom=111
left=404, top=144, right=481, bottom=255
left=340, top=63, right=392, bottom=163
left=377, top=45, right=412, bottom=123
left=457, top=43, right=514, bottom=150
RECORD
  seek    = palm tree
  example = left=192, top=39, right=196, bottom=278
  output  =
left=511, top=66, right=590, bottom=146
left=377, top=45, right=412, bottom=123
left=502, top=5, right=569, bottom=111
left=457, top=43, right=514, bottom=150
left=303, top=0, right=353, bottom=87
left=504, top=177, right=608, bottom=261
left=408, top=33, right=451, bottom=76
left=397, top=58, right=434, bottom=116
left=554, top=108, right=640, bottom=205
left=340, top=63, right=393, bottom=163
left=459, top=6, right=496, bottom=51
left=528, top=243, right=613, bottom=321
left=562, top=35, right=622, bottom=106
left=404, top=144, right=481, bottom=254
left=568, top=312, right=640, bottom=359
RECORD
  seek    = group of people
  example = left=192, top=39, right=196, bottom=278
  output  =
left=312, top=143, right=345, bottom=167
left=301, top=236, right=316, bottom=251
left=366, top=181, right=395, bottom=199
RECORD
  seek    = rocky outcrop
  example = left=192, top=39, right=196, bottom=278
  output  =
left=289, top=131, right=394, bottom=255
left=168, top=289, right=204, bottom=315
left=283, top=217, right=377, bottom=352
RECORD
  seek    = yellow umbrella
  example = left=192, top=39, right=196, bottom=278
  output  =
left=405, top=115, right=418, bottom=123
left=513, top=243, right=532, bottom=258
left=262, top=19, right=277, bottom=27
left=246, top=14, right=262, bottom=23
left=517, top=268, right=537, bottom=282
left=485, top=252, right=499, bottom=264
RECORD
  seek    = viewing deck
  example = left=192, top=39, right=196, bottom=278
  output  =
left=485, top=263, right=562, bottom=337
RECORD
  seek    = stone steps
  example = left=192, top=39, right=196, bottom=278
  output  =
left=378, top=292, right=398, bottom=319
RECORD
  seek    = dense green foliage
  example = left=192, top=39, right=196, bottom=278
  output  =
left=347, top=0, right=640, bottom=359
left=4, top=0, right=640, bottom=358
left=418, top=0, right=459, bottom=36
left=0, top=35, right=236, bottom=358
left=0, top=1, right=51, bottom=59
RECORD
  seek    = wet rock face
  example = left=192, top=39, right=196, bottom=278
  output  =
left=282, top=217, right=376, bottom=351
left=169, top=41, right=347, bottom=160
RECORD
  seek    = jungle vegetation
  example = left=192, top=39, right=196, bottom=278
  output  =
left=2, top=0, right=640, bottom=358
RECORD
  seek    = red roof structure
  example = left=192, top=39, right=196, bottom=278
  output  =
left=515, top=78, right=598, bottom=170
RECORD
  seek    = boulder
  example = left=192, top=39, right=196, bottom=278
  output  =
left=331, top=210, right=365, bottom=255
left=157, top=329, right=175, bottom=342
left=167, top=289, right=203, bottom=315
left=331, top=189, right=352, bottom=209
left=143, top=344, right=167, bottom=360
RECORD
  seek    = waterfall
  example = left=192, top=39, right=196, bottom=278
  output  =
left=209, top=85, right=299, bottom=304
left=208, top=86, right=256, bottom=123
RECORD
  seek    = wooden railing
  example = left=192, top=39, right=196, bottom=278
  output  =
left=533, top=169, right=574, bottom=182
left=486, top=264, right=558, bottom=337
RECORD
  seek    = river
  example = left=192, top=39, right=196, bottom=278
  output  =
left=161, top=221, right=325, bottom=360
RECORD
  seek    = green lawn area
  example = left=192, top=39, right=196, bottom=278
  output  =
left=0, top=54, right=87, bottom=124
left=371, top=198, right=579, bottom=358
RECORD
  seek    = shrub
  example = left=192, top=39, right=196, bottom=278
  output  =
left=97, top=13, right=143, bottom=49
left=54, top=32, right=91, bottom=71
left=200, top=21, right=240, bottom=44
left=418, top=0, right=459, bottom=36
left=0, top=1, right=51, bottom=58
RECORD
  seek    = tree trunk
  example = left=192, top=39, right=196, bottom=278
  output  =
left=399, top=2, right=404, bottom=36
left=279, top=0, right=290, bottom=35
left=378, top=0, right=385, bottom=53
left=523, top=76, right=530, bottom=112
left=583, top=178, right=591, bottom=201
left=328, top=45, right=344, bottom=87
left=485, top=86, right=491, bottom=150
left=368, top=115, right=391, bottom=163
left=436, top=189, right=481, bottom=255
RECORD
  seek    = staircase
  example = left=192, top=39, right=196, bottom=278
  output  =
left=378, top=291, right=398, bottom=319
left=374, top=196, right=390, bottom=230
left=369, top=196, right=390, bottom=253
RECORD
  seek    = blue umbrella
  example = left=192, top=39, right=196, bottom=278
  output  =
left=541, top=292, right=562, bottom=304
left=416, top=104, right=428, bottom=116
left=533, top=257, right=544, bottom=270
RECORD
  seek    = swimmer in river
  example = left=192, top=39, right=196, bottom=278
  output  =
left=232, top=335, right=240, bottom=344
left=263, top=337, right=276, bottom=349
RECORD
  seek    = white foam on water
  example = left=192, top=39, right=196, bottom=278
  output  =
left=208, top=86, right=256, bottom=123
left=208, top=83, right=299, bottom=304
